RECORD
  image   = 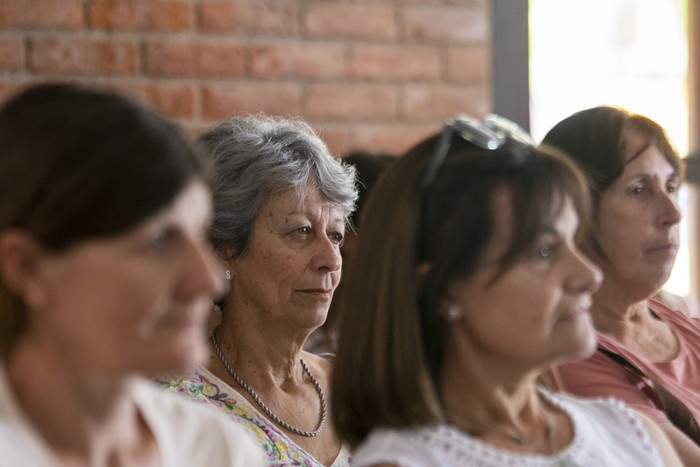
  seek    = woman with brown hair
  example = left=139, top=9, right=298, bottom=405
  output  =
left=0, top=83, right=263, bottom=466
left=330, top=115, right=680, bottom=466
left=543, top=106, right=700, bottom=464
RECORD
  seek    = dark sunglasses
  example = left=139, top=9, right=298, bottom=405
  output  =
left=420, top=114, right=534, bottom=192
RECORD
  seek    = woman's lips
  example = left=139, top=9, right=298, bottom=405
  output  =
left=646, top=243, right=678, bottom=257
left=299, top=288, right=333, bottom=299
left=559, top=296, right=592, bottom=322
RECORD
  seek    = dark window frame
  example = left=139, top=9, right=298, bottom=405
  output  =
left=491, top=0, right=530, bottom=131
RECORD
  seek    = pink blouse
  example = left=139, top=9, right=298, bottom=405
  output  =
left=555, top=299, right=700, bottom=424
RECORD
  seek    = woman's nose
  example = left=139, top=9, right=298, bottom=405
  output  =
left=568, top=249, right=603, bottom=295
left=312, top=235, right=342, bottom=273
left=179, top=236, right=227, bottom=300
left=657, top=190, right=682, bottom=227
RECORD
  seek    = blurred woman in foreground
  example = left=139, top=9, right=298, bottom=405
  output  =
left=0, top=84, right=263, bottom=466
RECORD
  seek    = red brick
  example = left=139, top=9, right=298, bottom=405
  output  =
left=29, top=37, right=140, bottom=75
left=447, top=0, right=488, bottom=6
left=402, top=84, right=490, bottom=121
left=446, top=44, right=490, bottom=84
left=145, top=40, right=244, bottom=78
left=0, top=0, right=496, bottom=156
left=0, top=0, right=83, bottom=28
left=249, top=42, right=346, bottom=80
left=404, top=6, right=487, bottom=44
left=304, top=84, right=398, bottom=121
left=106, top=82, right=196, bottom=118
left=353, top=122, right=438, bottom=155
left=312, top=124, right=352, bottom=156
left=202, top=83, right=302, bottom=119
left=199, top=1, right=298, bottom=35
left=350, top=44, right=440, bottom=81
left=0, top=82, right=27, bottom=104
left=182, top=121, right=213, bottom=139
left=89, top=1, right=193, bottom=32
left=0, top=38, right=25, bottom=70
left=304, top=3, right=397, bottom=40
left=351, top=0, right=441, bottom=4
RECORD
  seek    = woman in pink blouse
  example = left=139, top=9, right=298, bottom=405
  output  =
left=543, top=105, right=700, bottom=464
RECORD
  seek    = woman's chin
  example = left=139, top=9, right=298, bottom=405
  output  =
left=141, top=336, right=208, bottom=376
left=563, top=334, right=598, bottom=364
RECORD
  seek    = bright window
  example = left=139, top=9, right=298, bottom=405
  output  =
left=529, top=0, right=690, bottom=296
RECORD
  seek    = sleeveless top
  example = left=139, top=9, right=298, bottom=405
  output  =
left=351, top=391, right=662, bottom=467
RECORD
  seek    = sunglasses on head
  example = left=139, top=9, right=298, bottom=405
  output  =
left=417, top=114, right=534, bottom=262
left=420, top=114, right=534, bottom=192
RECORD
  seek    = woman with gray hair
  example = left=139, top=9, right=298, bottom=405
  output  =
left=160, top=115, right=357, bottom=466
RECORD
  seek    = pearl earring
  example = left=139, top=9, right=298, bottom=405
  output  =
left=445, top=305, right=462, bottom=321
left=225, top=269, right=231, bottom=280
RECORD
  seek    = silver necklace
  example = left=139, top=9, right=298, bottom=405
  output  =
left=210, top=328, right=327, bottom=437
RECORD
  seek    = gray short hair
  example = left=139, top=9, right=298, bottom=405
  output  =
left=199, top=115, right=358, bottom=259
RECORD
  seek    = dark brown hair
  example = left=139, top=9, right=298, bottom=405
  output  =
left=0, top=83, right=206, bottom=356
left=331, top=133, right=591, bottom=447
left=542, top=105, right=682, bottom=256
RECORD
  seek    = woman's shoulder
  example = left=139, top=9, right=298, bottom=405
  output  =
left=302, top=350, right=334, bottom=368
left=132, top=378, right=266, bottom=466
left=544, top=391, right=665, bottom=465
left=649, top=298, right=700, bottom=330
left=351, top=425, right=455, bottom=467
left=134, top=376, right=244, bottom=425
left=547, top=389, right=639, bottom=421
left=156, top=365, right=340, bottom=466
left=301, top=350, right=334, bottom=385
left=156, top=366, right=208, bottom=391
left=547, top=391, right=658, bottom=447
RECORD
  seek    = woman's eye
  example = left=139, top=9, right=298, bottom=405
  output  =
left=533, top=239, right=558, bottom=260
left=631, top=185, right=644, bottom=195
left=290, top=226, right=312, bottom=238
left=329, top=232, right=344, bottom=245
left=537, top=245, right=552, bottom=259
left=150, top=230, right=174, bottom=250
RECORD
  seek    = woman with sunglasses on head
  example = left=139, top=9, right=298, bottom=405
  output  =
left=0, top=83, right=264, bottom=466
left=330, top=115, right=681, bottom=466
left=543, top=106, right=700, bottom=464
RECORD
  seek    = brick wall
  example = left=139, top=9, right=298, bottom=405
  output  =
left=0, top=0, right=492, bottom=156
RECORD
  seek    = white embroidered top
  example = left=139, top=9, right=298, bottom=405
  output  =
left=351, top=392, right=663, bottom=467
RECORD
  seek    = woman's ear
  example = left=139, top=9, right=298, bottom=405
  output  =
left=0, top=230, right=47, bottom=309
left=417, top=264, right=464, bottom=322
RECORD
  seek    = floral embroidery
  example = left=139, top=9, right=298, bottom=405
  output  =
left=158, top=368, right=350, bottom=467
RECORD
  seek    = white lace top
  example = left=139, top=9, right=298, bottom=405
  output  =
left=351, top=391, right=663, bottom=467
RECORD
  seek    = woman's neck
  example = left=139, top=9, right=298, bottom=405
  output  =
left=591, top=290, right=679, bottom=360
left=440, top=353, right=541, bottom=424
left=590, top=282, right=653, bottom=338
left=5, top=337, right=152, bottom=465
left=213, top=313, right=309, bottom=384
left=438, top=346, right=573, bottom=455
